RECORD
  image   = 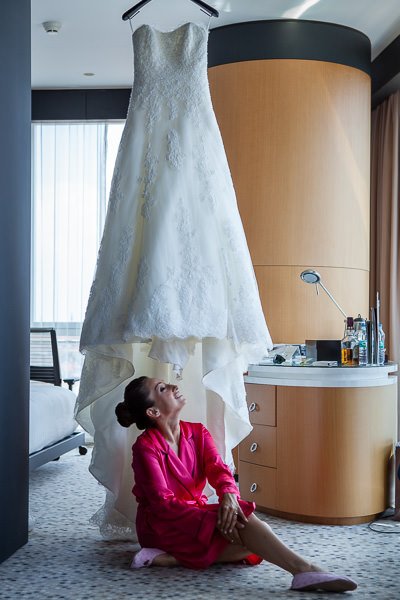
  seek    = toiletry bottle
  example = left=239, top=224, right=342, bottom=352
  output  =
left=358, top=322, right=368, bottom=366
left=378, top=324, right=386, bottom=365
left=341, top=317, right=358, bottom=365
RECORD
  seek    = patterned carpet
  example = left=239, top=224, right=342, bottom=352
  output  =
left=0, top=448, right=399, bottom=599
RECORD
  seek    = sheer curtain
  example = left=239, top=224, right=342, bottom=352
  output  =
left=371, top=91, right=400, bottom=434
left=31, top=122, right=124, bottom=381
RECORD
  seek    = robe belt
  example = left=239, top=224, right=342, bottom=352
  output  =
left=186, top=496, right=208, bottom=506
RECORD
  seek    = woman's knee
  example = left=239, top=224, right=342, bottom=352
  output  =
left=245, top=513, right=263, bottom=528
left=243, top=512, right=272, bottom=534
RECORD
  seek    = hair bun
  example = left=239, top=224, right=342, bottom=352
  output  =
left=115, top=401, right=136, bottom=428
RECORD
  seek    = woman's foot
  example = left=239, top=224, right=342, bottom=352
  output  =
left=291, top=571, right=358, bottom=592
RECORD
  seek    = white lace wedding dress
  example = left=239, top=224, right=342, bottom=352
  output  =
left=75, top=21, right=272, bottom=540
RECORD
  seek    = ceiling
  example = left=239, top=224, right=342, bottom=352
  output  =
left=31, top=0, right=400, bottom=89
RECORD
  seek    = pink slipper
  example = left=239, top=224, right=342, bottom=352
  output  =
left=291, top=571, right=358, bottom=592
left=130, top=548, right=164, bottom=569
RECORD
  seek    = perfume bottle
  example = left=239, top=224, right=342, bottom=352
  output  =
left=341, top=317, right=358, bottom=365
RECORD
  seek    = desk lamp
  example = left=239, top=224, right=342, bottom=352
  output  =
left=300, top=269, right=347, bottom=319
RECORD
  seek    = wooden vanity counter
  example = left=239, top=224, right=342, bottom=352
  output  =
left=239, top=363, right=398, bottom=524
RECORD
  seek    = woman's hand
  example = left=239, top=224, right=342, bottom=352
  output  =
left=216, top=492, right=248, bottom=543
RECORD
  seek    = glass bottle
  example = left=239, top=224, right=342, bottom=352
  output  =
left=378, top=324, right=386, bottom=365
left=358, top=322, right=368, bottom=366
left=341, top=317, right=358, bottom=366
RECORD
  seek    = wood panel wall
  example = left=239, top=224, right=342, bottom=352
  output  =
left=208, top=59, right=371, bottom=343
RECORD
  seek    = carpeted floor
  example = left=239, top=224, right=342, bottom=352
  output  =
left=1, top=447, right=399, bottom=599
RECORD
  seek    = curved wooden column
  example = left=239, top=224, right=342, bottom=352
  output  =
left=208, top=21, right=371, bottom=342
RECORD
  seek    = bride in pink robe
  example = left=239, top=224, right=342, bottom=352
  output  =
left=115, top=376, right=358, bottom=593
left=132, top=420, right=257, bottom=569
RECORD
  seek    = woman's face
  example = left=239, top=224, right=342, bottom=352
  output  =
left=145, top=378, right=186, bottom=418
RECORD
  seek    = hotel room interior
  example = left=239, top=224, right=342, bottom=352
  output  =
left=1, top=0, right=400, bottom=597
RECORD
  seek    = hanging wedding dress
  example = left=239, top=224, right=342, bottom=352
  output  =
left=75, top=21, right=272, bottom=540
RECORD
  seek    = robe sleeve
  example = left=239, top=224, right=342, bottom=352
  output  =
left=201, top=425, right=241, bottom=501
left=132, top=441, right=217, bottom=546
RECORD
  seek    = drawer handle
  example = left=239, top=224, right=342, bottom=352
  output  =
left=248, top=402, right=257, bottom=412
left=250, top=482, right=258, bottom=493
left=250, top=442, right=258, bottom=453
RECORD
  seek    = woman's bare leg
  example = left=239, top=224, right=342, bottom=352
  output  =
left=144, top=514, right=321, bottom=572
left=152, top=553, right=180, bottom=567
left=216, top=514, right=322, bottom=575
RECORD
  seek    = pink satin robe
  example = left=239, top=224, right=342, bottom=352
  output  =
left=131, top=421, right=256, bottom=569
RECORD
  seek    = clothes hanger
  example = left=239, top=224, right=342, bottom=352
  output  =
left=122, top=0, right=219, bottom=21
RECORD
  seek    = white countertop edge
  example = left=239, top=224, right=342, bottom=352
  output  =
left=244, top=375, right=397, bottom=388
left=245, top=363, right=398, bottom=388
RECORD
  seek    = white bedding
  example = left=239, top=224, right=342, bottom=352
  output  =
left=29, top=381, right=78, bottom=454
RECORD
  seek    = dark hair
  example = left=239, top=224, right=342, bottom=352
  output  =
left=115, top=376, right=155, bottom=430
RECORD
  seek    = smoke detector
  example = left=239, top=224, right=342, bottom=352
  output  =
left=42, top=21, right=62, bottom=35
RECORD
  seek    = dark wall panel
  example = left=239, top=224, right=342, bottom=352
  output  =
left=372, top=34, right=400, bottom=94
left=208, top=20, right=371, bottom=75
left=371, top=33, right=400, bottom=108
left=0, top=0, right=31, bottom=564
left=32, top=89, right=131, bottom=121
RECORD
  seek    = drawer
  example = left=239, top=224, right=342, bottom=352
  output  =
left=239, top=462, right=276, bottom=509
left=239, top=424, right=276, bottom=467
left=245, top=383, right=276, bottom=425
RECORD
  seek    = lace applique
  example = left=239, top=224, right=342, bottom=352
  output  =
left=220, top=247, right=233, bottom=289
left=174, top=198, right=217, bottom=317
left=115, top=122, right=129, bottom=158
left=222, top=219, right=242, bottom=252
left=167, top=129, right=184, bottom=169
left=132, top=24, right=208, bottom=133
left=123, top=198, right=225, bottom=340
left=136, top=255, right=149, bottom=292
left=229, top=278, right=267, bottom=346
left=192, top=117, right=217, bottom=211
left=108, top=167, right=124, bottom=215
left=81, top=224, right=135, bottom=342
left=140, top=147, right=159, bottom=220
left=118, top=225, right=135, bottom=266
left=90, top=489, right=138, bottom=541
left=82, top=227, right=109, bottom=325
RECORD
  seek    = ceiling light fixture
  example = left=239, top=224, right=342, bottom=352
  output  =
left=42, top=21, right=62, bottom=35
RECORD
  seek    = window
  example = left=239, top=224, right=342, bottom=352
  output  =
left=31, top=121, right=124, bottom=379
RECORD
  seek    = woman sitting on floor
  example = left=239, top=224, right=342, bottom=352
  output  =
left=115, top=376, right=357, bottom=593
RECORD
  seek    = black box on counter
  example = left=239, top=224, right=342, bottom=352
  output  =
left=305, top=340, right=341, bottom=362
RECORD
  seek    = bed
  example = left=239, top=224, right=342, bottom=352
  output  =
left=29, top=328, right=86, bottom=471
